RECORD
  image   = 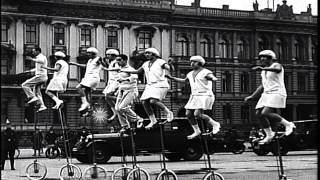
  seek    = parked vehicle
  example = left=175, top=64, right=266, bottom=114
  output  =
left=72, top=118, right=246, bottom=163
left=250, top=119, right=317, bottom=156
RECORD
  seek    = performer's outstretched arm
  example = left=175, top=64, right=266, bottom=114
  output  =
left=120, top=66, right=143, bottom=74
left=69, top=62, right=86, bottom=68
left=102, top=67, right=120, bottom=72
left=205, top=73, right=218, bottom=81
left=165, top=74, right=188, bottom=83
left=41, top=64, right=61, bottom=72
left=244, top=84, right=263, bottom=102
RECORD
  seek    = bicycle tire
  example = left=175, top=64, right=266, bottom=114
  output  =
left=202, top=171, right=224, bottom=180
left=59, top=163, right=82, bottom=180
left=83, top=165, right=108, bottom=180
left=112, top=166, right=133, bottom=180
left=25, top=161, right=47, bottom=180
left=126, top=167, right=150, bottom=180
left=155, top=169, right=178, bottom=180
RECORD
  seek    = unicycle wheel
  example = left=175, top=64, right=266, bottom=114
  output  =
left=202, top=171, right=224, bottom=180
left=155, top=169, right=178, bottom=180
left=26, top=161, right=47, bottom=180
left=83, top=165, right=108, bottom=180
left=112, top=166, right=133, bottom=180
left=127, top=167, right=150, bottom=180
left=59, top=163, right=82, bottom=180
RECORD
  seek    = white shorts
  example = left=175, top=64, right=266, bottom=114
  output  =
left=255, top=93, right=287, bottom=109
left=140, top=86, right=168, bottom=101
left=184, top=95, right=215, bottom=110
left=46, top=78, right=68, bottom=92
left=80, top=76, right=100, bottom=90
left=103, top=81, right=119, bottom=95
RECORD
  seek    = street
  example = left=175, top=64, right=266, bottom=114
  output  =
left=1, top=149, right=317, bottom=180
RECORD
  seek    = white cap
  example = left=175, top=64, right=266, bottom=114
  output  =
left=54, top=51, right=66, bottom=58
left=105, top=49, right=119, bottom=55
left=145, top=48, right=160, bottom=57
left=86, top=47, right=99, bottom=54
left=258, top=50, right=276, bottom=60
left=190, top=55, right=205, bottom=65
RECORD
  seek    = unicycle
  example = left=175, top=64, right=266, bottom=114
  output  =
left=155, top=119, right=178, bottom=180
left=112, top=131, right=132, bottom=180
left=83, top=91, right=108, bottom=180
left=274, top=131, right=291, bottom=180
left=126, top=126, right=150, bottom=180
left=26, top=102, right=47, bottom=180
left=56, top=99, right=82, bottom=180
left=199, top=120, right=224, bottom=180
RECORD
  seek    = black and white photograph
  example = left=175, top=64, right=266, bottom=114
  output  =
left=1, top=0, right=317, bottom=179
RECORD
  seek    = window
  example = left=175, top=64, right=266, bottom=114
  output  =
left=219, top=39, right=228, bottom=58
left=240, top=72, right=249, bottom=93
left=178, top=36, right=189, bottom=56
left=80, top=26, right=91, bottom=46
left=107, top=29, right=118, bottom=48
left=241, top=105, right=250, bottom=124
left=26, top=24, right=38, bottom=44
left=200, top=38, right=210, bottom=57
left=237, top=40, right=249, bottom=59
left=311, top=44, right=317, bottom=64
left=293, top=39, right=305, bottom=63
left=222, top=71, right=232, bottom=92
left=223, top=104, right=232, bottom=124
left=276, top=39, right=288, bottom=63
left=54, top=24, right=65, bottom=45
left=1, top=23, right=8, bottom=42
left=138, top=31, right=151, bottom=50
left=258, top=36, right=269, bottom=51
left=297, top=73, right=308, bottom=93
left=1, top=59, right=9, bottom=75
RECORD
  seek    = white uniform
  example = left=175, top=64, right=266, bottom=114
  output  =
left=140, top=58, right=169, bottom=101
left=46, top=60, right=69, bottom=92
left=102, top=59, right=120, bottom=95
left=256, top=62, right=287, bottom=109
left=184, top=68, right=215, bottom=110
left=80, top=57, right=101, bottom=90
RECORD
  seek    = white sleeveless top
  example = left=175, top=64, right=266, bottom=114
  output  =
left=118, top=65, right=138, bottom=91
left=187, top=68, right=214, bottom=96
left=84, top=57, right=101, bottom=79
left=108, top=59, right=120, bottom=82
left=261, top=62, right=287, bottom=96
left=142, top=58, right=169, bottom=88
left=35, top=53, right=48, bottom=77
left=53, top=60, right=69, bottom=80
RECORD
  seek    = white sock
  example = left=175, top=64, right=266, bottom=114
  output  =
left=52, top=96, right=60, bottom=103
left=191, top=125, right=201, bottom=134
left=149, top=114, right=157, bottom=123
left=263, top=127, right=274, bottom=137
left=80, top=96, right=87, bottom=104
left=280, top=118, right=291, bottom=126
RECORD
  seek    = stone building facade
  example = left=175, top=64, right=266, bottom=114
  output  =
left=1, top=0, right=317, bottom=144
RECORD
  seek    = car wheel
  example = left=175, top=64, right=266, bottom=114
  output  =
left=232, top=144, right=246, bottom=154
left=253, top=148, right=270, bottom=156
left=271, top=146, right=289, bottom=156
left=87, top=144, right=111, bottom=164
left=164, top=152, right=182, bottom=161
left=182, top=141, right=203, bottom=161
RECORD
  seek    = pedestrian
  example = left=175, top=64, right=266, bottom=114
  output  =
left=41, top=51, right=69, bottom=109
left=69, top=47, right=102, bottom=111
left=1, top=119, right=17, bottom=170
left=102, top=49, right=121, bottom=121
left=45, top=127, right=58, bottom=146
left=166, top=55, right=220, bottom=139
left=32, top=128, right=43, bottom=156
left=21, top=47, right=48, bottom=112
left=244, top=50, right=295, bottom=144
left=120, top=48, right=174, bottom=129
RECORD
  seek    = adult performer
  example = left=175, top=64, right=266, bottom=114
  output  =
left=102, top=49, right=120, bottom=121
left=120, top=48, right=174, bottom=129
left=22, top=47, right=48, bottom=112
left=41, top=51, right=69, bottom=109
left=166, top=55, right=220, bottom=139
left=244, top=50, right=295, bottom=144
left=69, top=47, right=102, bottom=111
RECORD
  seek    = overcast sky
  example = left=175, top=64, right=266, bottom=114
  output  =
left=176, top=0, right=318, bottom=15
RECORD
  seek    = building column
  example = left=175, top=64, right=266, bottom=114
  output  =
left=214, top=31, right=219, bottom=58
left=307, top=35, right=313, bottom=64
left=170, top=29, right=176, bottom=56
left=39, top=21, right=48, bottom=56
left=69, top=23, right=78, bottom=80
left=122, top=26, right=130, bottom=56
left=153, top=28, right=161, bottom=54
left=195, top=29, right=200, bottom=55
left=291, top=34, right=296, bottom=63
left=232, top=31, right=238, bottom=63
left=292, top=104, right=297, bottom=121
left=15, top=19, right=24, bottom=73
left=96, top=24, right=104, bottom=57
left=252, top=31, right=258, bottom=59
left=161, top=28, right=170, bottom=59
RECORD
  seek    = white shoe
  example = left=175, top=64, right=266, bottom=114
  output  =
left=136, top=118, right=144, bottom=128
left=259, top=132, right=275, bottom=145
left=55, top=100, right=64, bottom=109
left=145, top=121, right=157, bottom=130
left=187, top=131, right=201, bottom=139
left=166, top=111, right=174, bottom=122
left=284, top=122, right=296, bottom=136
left=27, top=97, right=39, bottom=104
left=37, top=106, right=47, bottom=112
left=211, top=122, right=221, bottom=134
left=78, top=102, right=90, bottom=111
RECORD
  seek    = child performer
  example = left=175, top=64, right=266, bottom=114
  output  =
left=69, top=47, right=102, bottom=111
left=41, top=51, right=69, bottom=109
left=166, top=55, right=220, bottom=139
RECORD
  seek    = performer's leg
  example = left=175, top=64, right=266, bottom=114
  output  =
left=77, top=84, right=89, bottom=111
left=142, top=99, right=157, bottom=129
left=194, top=109, right=220, bottom=134
left=261, top=107, right=295, bottom=136
left=115, top=90, right=129, bottom=128
left=106, top=93, right=118, bottom=121
left=35, top=84, right=47, bottom=112
left=149, top=98, right=174, bottom=122
left=22, top=76, right=38, bottom=103
left=46, top=90, right=63, bottom=109
left=186, top=109, right=201, bottom=139
left=118, top=91, right=143, bottom=124
left=8, top=150, right=15, bottom=170
left=257, top=108, right=275, bottom=144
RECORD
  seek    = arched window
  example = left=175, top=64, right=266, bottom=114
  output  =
left=178, top=36, right=189, bottom=56
left=276, top=38, right=288, bottom=62
left=138, top=31, right=151, bottom=50
left=312, top=43, right=317, bottom=65
left=293, top=39, right=305, bottom=63
left=80, top=25, right=92, bottom=47
left=200, top=38, right=210, bottom=57
left=237, top=39, right=249, bottom=59
left=53, top=23, right=65, bottom=45
left=219, top=38, right=231, bottom=58
left=258, top=36, right=269, bottom=51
